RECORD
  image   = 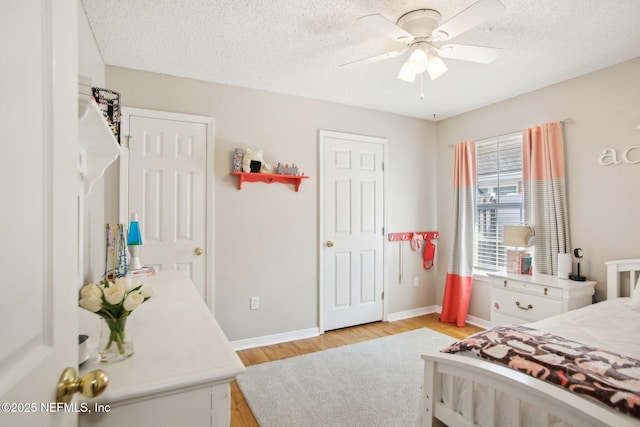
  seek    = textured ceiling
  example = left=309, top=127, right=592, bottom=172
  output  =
left=81, top=0, right=640, bottom=120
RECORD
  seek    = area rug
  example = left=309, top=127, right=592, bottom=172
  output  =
left=235, top=328, right=455, bottom=427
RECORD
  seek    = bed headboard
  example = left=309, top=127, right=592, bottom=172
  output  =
left=606, top=259, right=640, bottom=298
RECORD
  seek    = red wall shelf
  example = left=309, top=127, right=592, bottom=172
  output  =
left=230, top=171, right=309, bottom=192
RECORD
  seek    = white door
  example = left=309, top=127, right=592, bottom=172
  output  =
left=124, top=110, right=214, bottom=306
left=0, top=1, right=79, bottom=426
left=320, top=131, right=386, bottom=331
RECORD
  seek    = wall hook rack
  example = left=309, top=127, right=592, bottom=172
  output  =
left=389, top=231, right=439, bottom=275
left=387, top=231, right=439, bottom=242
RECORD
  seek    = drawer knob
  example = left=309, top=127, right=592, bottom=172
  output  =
left=544, top=287, right=548, bottom=295
left=503, top=280, right=507, bottom=287
left=515, top=301, right=533, bottom=310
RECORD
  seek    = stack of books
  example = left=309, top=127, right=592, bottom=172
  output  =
left=506, top=250, right=532, bottom=274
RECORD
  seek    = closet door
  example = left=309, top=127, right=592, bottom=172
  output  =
left=124, top=109, right=214, bottom=307
left=320, top=130, right=386, bottom=331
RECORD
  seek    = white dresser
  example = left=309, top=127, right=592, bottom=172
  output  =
left=78, top=271, right=245, bottom=427
left=487, top=271, right=596, bottom=326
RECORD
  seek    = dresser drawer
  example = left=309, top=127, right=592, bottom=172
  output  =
left=494, top=277, right=562, bottom=299
left=492, top=288, right=563, bottom=322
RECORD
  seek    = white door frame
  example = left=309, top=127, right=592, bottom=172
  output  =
left=119, top=108, right=216, bottom=310
left=318, top=130, right=389, bottom=333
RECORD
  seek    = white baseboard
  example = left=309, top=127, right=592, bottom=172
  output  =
left=231, top=327, right=320, bottom=351
left=386, top=305, right=439, bottom=322
left=231, top=309, right=490, bottom=351
left=430, top=305, right=491, bottom=330
left=465, top=314, right=491, bottom=330
left=387, top=305, right=490, bottom=330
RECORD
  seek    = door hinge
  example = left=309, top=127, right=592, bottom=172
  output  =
left=381, top=291, right=384, bottom=300
left=382, top=227, right=384, bottom=235
left=382, top=162, right=384, bottom=171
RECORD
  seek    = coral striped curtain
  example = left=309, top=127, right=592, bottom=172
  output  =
left=522, top=122, right=571, bottom=275
left=441, top=141, right=476, bottom=327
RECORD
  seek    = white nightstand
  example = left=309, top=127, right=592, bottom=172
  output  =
left=487, top=271, right=596, bottom=326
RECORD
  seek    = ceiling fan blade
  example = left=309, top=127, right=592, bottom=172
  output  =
left=437, top=44, right=501, bottom=63
left=358, top=14, right=414, bottom=43
left=340, top=48, right=407, bottom=67
left=431, top=0, right=505, bottom=41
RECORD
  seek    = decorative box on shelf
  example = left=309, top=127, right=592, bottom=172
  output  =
left=230, top=171, right=309, bottom=192
left=275, top=163, right=299, bottom=175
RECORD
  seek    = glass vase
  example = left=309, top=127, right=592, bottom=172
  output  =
left=99, top=316, right=134, bottom=363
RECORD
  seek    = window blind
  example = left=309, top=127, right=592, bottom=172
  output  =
left=474, top=132, right=524, bottom=271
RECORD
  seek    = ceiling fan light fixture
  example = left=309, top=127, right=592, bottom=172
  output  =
left=350, top=0, right=505, bottom=88
left=426, top=54, right=448, bottom=80
left=397, top=61, right=416, bottom=83
left=408, top=46, right=428, bottom=74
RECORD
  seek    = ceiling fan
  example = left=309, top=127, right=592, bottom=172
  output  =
left=343, top=0, right=505, bottom=87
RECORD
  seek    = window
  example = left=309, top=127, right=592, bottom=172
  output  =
left=474, top=132, right=525, bottom=271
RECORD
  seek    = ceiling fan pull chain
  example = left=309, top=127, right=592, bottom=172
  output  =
left=419, top=73, right=425, bottom=100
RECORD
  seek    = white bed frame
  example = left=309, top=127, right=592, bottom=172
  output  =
left=421, top=259, right=640, bottom=427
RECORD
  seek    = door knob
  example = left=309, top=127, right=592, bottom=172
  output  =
left=326, top=241, right=334, bottom=247
left=56, top=367, right=109, bottom=403
left=194, top=247, right=204, bottom=256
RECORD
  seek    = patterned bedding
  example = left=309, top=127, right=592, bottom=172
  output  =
left=442, top=325, right=640, bottom=418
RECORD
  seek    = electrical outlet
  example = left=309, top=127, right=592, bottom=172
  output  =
left=250, top=296, right=259, bottom=310
left=413, top=277, right=420, bottom=287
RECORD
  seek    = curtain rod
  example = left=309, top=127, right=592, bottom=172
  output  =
left=447, top=118, right=574, bottom=148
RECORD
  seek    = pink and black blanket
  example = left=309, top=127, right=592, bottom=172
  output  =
left=442, top=325, right=640, bottom=418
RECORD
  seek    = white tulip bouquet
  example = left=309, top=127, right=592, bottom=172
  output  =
left=79, top=277, right=152, bottom=359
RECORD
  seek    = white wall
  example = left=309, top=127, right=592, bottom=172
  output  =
left=436, top=58, right=640, bottom=321
left=104, top=67, right=438, bottom=340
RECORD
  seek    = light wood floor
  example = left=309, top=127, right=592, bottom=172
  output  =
left=230, top=313, right=484, bottom=426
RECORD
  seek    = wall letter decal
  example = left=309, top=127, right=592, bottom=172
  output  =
left=598, top=148, right=620, bottom=166
left=622, top=146, right=640, bottom=164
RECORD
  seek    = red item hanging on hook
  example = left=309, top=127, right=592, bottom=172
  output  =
left=423, top=238, right=436, bottom=270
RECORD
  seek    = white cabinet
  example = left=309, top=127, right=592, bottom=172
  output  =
left=78, top=271, right=245, bottom=426
left=488, top=272, right=596, bottom=326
